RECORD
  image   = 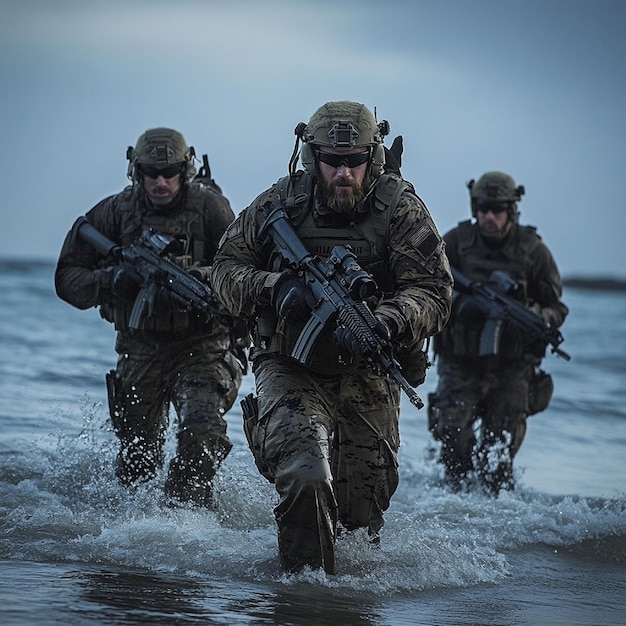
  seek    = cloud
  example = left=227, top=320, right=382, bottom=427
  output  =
left=1, top=0, right=461, bottom=85
left=1, top=0, right=625, bottom=277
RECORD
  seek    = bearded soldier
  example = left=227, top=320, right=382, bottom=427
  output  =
left=209, top=101, right=452, bottom=574
left=429, top=171, right=569, bottom=494
left=55, top=128, right=248, bottom=507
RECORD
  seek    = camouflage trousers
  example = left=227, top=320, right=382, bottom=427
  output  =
left=248, top=354, right=401, bottom=574
left=428, top=355, right=534, bottom=493
left=107, top=331, right=242, bottom=504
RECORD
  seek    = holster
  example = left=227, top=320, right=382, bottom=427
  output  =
left=241, top=392, right=259, bottom=449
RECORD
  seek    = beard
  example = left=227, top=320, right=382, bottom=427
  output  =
left=318, top=176, right=366, bottom=214
left=141, top=184, right=184, bottom=212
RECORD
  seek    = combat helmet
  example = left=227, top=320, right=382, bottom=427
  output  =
left=292, top=101, right=389, bottom=178
left=127, top=127, right=197, bottom=183
left=467, top=171, right=525, bottom=222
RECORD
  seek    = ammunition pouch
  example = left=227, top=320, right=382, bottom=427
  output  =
left=528, top=367, right=553, bottom=416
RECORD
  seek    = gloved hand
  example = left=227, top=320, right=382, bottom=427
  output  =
left=271, top=271, right=314, bottom=323
left=110, top=265, right=141, bottom=303
left=454, top=293, right=485, bottom=323
left=186, top=267, right=215, bottom=303
left=333, top=317, right=390, bottom=358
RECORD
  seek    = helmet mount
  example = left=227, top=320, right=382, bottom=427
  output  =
left=467, top=171, right=525, bottom=222
left=289, top=101, right=389, bottom=179
left=127, top=127, right=197, bottom=184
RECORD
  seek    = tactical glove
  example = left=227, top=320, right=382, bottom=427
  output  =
left=333, top=317, right=391, bottom=358
left=271, top=271, right=314, bottom=323
left=372, top=308, right=401, bottom=339
left=110, top=265, right=141, bottom=304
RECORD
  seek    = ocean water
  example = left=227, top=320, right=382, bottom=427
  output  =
left=1, top=259, right=624, bottom=626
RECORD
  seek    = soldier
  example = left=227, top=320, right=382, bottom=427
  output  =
left=429, top=171, right=569, bottom=494
left=55, top=128, right=248, bottom=507
left=209, top=101, right=452, bottom=574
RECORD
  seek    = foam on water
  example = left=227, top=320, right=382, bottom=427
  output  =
left=2, top=403, right=624, bottom=599
left=2, top=262, right=626, bottom=624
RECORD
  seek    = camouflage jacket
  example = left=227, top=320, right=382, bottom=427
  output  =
left=55, top=182, right=237, bottom=339
left=434, top=219, right=569, bottom=360
left=209, top=170, right=453, bottom=374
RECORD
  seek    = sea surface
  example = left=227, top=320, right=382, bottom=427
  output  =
left=1, top=259, right=625, bottom=626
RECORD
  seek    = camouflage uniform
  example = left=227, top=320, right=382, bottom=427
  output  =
left=210, top=102, right=452, bottom=573
left=55, top=128, right=246, bottom=506
left=429, top=172, right=569, bottom=493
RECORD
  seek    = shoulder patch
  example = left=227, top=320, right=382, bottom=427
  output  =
left=224, top=214, right=243, bottom=240
left=217, top=214, right=243, bottom=249
left=408, top=222, right=439, bottom=259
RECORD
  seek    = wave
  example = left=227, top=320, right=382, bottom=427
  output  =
left=1, top=419, right=624, bottom=597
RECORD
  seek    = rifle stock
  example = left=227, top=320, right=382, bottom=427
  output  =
left=451, top=267, right=570, bottom=361
left=74, top=216, right=119, bottom=258
left=258, top=205, right=424, bottom=410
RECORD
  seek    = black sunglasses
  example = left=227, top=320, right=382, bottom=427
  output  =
left=476, top=202, right=510, bottom=215
left=316, top=150, right=370, bottom=169
left=138, top=163, right=185, bottom=179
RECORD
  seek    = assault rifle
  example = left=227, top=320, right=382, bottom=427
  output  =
left=451, top=267, right=570, bottom=361
left=73, top=216, right=220, bottom=330
left=258, top=204, right=424, bottom=409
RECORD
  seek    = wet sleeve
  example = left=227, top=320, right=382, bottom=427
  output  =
left=198, top=188, right=237, bottom=264
left=528, top=241, right=569, bottom=328
left=209, top=188, right=284, bottom=318
left=374, top=193, right=453, bottom=346
left=54, top=197, right=120, bottom=310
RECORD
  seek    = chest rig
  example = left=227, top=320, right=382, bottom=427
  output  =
left=118, top=185, right=211, bottom=267
left=434, top=220, right=541, bottom=359
left=101, top=185, right=213, bottom=333
left=254, top=171, right=412, bottom=369
left=456, top=220, right=539, bottom=299
left=272, top=172, right=410, bottom=288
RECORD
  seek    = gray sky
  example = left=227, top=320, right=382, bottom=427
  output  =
left=1, top=0, right=624, bottom=278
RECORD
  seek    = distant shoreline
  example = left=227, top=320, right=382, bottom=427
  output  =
left=1, top=257, right=625, bottom=292
left=563, top=277, right=626, bottom=292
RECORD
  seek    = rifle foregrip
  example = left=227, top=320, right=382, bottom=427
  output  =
left=337, top=305, right=380, bottom=354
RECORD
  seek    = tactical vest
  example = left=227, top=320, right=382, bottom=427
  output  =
left=456, top=220, right=538, bottom=291
left=100, top=184, right=216, bottom=334
left=435, top=220, right=540, bottom=359
left=254, top=171, right=418, bottom=374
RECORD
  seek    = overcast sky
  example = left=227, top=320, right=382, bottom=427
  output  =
left=1, top=0, right=624, bottom=278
